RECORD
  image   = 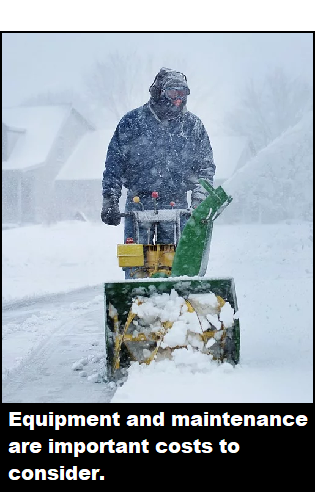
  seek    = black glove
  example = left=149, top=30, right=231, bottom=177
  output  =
left=101, top=197, right=121, bottom=225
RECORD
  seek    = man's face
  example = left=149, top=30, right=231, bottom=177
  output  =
left=162, top=87, right=189, bottom=107
left=172, top=98, right=182, bottom=107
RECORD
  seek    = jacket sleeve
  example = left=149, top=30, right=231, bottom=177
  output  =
left=102, top=119, right=128, bottom=200
left=190, top=120, right=216, bottom=208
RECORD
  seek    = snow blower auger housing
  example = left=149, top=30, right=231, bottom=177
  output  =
left=104, top=179, right=240, bottom=381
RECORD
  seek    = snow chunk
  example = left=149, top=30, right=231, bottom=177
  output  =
left=143, top=349, right=152, bottom=359
left=188, top=292, right=220, bottom=315
left=72, top=361, right=84, bottom=371
left=132, top=289, right=186, bottom=325
left=219, top=302, right=235, bottom=328
left=206, top=313, right=222, bottom=330
left=205, top=338, right=216, bottom=349
left=187, top=332, right=204, bottom=350
left=171, top=346, right=214, bottom=371
left=87, top=373, right=102, bottom=383
left=162, top=320, right=188, bottom=348
left=108, top=303, right=118, bottom=318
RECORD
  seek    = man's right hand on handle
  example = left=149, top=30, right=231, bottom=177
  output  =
left=101, top=197, right=121, bottom=226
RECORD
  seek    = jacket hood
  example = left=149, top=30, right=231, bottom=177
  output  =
left=149, top=67, right=190, bottom=102
left=149, top=67, right=190, bottom=120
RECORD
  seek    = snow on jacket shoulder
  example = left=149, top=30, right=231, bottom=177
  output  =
left=102, top=102, right=215, bottom=202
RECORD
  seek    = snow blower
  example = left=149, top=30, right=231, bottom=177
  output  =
left=104, top=179, right=240, bottom=381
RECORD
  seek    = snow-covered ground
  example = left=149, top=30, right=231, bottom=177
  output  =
left=2, top=221, right=124, bottom=304
left=2, top=220, right=313, bottom=403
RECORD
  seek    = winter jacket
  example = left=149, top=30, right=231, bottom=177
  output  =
left=102, top=102, right=215, bottom=207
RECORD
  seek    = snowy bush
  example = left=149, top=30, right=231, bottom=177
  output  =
left=220, top=111, right=313, bottom=224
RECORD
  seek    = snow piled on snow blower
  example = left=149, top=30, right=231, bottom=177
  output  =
left=128, top=289, right=235, bottom=357
left=105, top=276, right=240, bottom=382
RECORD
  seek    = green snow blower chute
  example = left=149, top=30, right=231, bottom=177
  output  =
left=104, top=179, right=240, bottom=381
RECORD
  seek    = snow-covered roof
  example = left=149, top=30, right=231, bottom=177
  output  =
left=210, top=136, right=250, bottom=180
left=55, top=129, right=113, bottom=181
left=2, top=105, right=72, bottom=171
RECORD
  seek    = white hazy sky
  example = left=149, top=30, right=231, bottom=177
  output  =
left=2, top=33, right=313, bottom=109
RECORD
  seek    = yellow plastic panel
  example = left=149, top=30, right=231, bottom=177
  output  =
left=117, top=244, right=144, bottom=267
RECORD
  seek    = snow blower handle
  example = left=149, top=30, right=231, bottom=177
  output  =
left=120, top=209, right=191, bottom=245
left=120, top=210, right=191, bottom=218
left=120, top=212, right=133, bottom=217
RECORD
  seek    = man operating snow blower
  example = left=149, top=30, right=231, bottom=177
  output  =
left=100, top=69, right=240, bottom=378
left=101, top=67, right=216, bottom=278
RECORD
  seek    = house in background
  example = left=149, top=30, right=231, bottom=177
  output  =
left=54, top=128, right=114, bottom=221
left=2, top=105, right=94, bottom=225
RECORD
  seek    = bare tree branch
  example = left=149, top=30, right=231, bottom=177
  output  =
left=224, top=67, right=313, bottom=154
